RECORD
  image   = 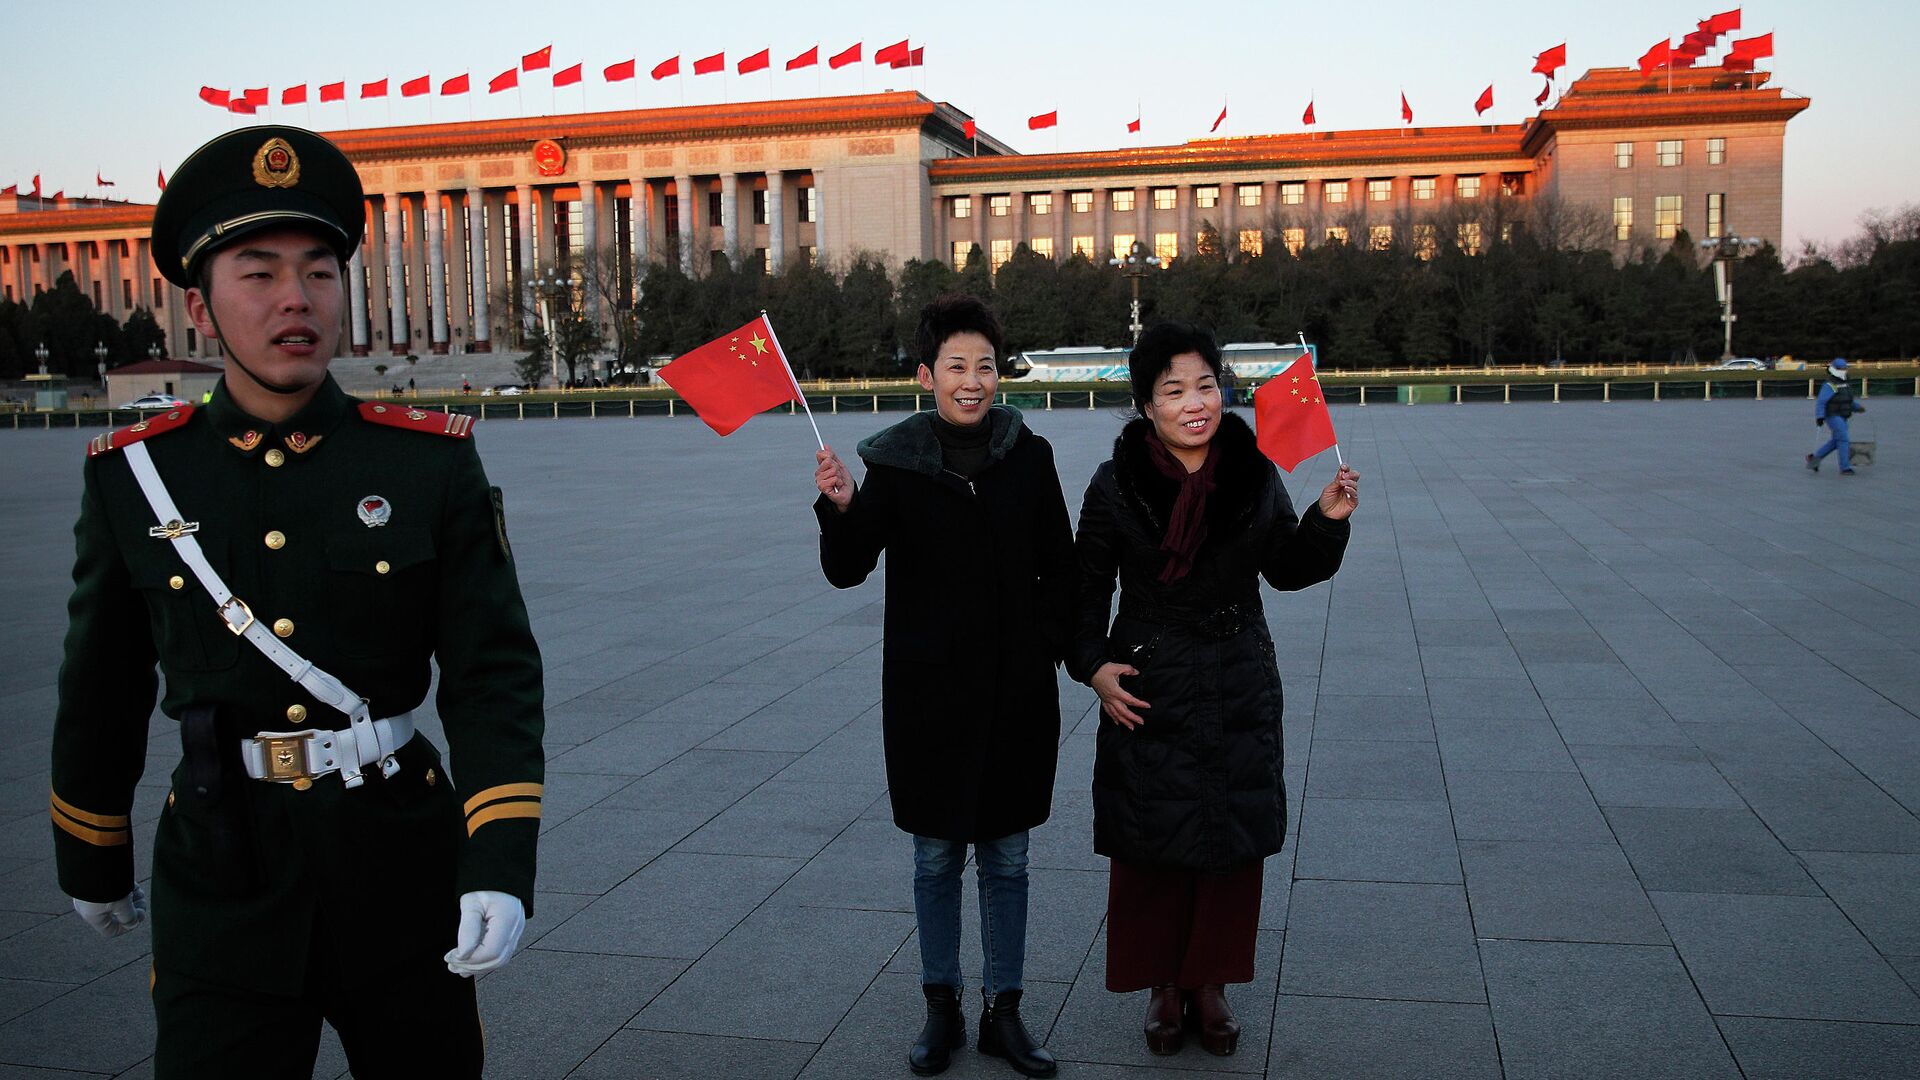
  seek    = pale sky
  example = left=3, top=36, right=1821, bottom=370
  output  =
left=4, top=0, right=1910, bottom=252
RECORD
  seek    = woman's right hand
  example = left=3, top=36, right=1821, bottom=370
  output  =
left=1091, top=662, right=1150, bottom=729
left=815, top=446, right=853, bottom=511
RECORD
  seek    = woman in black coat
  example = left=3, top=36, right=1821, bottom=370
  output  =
left=814, top=295, right=1074, bottom=1079
left=1069, top=322, right=1357, bottom=1057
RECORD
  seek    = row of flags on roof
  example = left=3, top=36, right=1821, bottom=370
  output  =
left=1638, top=9, right=1773, bottom=77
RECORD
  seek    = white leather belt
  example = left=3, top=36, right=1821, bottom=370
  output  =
left=242, top=712, right=415, bottom=784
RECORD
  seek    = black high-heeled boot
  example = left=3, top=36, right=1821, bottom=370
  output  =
left=909, top=984, right=965, bottom=1076
left=977, top=988, right=1057, bottom=1077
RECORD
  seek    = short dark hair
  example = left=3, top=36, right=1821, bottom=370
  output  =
left=916, top=293, right=1005, bottom=369
left=1129, top=321, right=1223, bottom=411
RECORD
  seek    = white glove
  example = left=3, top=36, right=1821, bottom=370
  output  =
left=72, top=885, right=148, bottom=938
left=444, top=890, right=526, bottom=977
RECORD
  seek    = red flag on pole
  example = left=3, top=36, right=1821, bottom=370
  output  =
left=657, top=315, right=804, bottom=437
left=282, top=84, right=308, bottom=105
left=906, top=47, right=924, bottom=67
left=1126, top=115, right=1141, bottom=133
left=652, top=56, right=680, bottom=80
left=488, top=68, right=518, bottom=93
left=1400, top=92, right=1413, bottom=124
left=229, top=99, right=257, bottom=114
left=1028, top=110, right=1057, bottom=130
left=96, top=171, right=114, bottom=187
left=787, top=46, right=819, bottom=70
left=0, top=185, right=14, bottom=196
left=1211, top=101, right=1228, bottom=133
left=31, top=175, right=40, bottom=197
left=441, top=73, right=470, bottom=95
left=738, top=49, right=770, bottom=74
left=319, top=81, right=345, bottom=103
left=1531, top=43, right=1567, bottom=77
left=1254, top=356, right=1338, bottom=473
left=401, top=75, right=430, bottom=97
left=1535, top=79, right=1552, bottom=106
left=1728, top=32, right=1773, bottom=60
left=829, top=43, right=862, bottom=69
left=360, top=78, right=388, bottom=99
left=1302, top=100, right=1316, bottom=125
left=553, top=63, right=583, bottom=87
left=156, top=168, right=166, bottom=191
left=693, top=52, right=725, bottom=75
left=1638, top=39, right=1671, bottom=78
left=1474, top=85, right=1494, bottom=115
left=1706, top=8, right=1742, bottom=35
left=523, top=46, right=552, bottom=71
left=198, top=86, right=230, bottom=107
left=875, top=40, right=910, bottom=65
left=605, top=59, right=636, bottom=82
left=243, top=87, right=268, bottom=107
left=962, top=119, right=976, bottom=141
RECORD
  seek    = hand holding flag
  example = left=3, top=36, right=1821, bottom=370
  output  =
left=1253, top=356, right=1339, bottom=473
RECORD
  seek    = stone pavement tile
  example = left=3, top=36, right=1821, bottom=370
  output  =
left=0, top=860, right=74, bottom=918
left=1604, top=805, right=1820, bottom=895
left=883, top=865, right=1107, bottom=987
left=771, top=820, right=911, bottom=911
left=633, top=903, right=914, bottom=1043
left=573, top=1030, right=818, bottom=1080
left=1049, top=928, right=1280, bottom=1072
left=1892, top=955, right=1920, bottom=996
left=1546, top=698, right=1692, bottom=747
left=1459, top=840, right=1667, bottom=945
left=1717, top=1015, right=1920, bottom=1080
left=1797, top=852, right=1920, bottom=955
left=535, top=806, right=712, bottom=895
left=1569, top=744, right=1746, bottom=809
left=1680, top=719, right=1863, bottom=780
left=1292, top=798, right=1460, bottom=885
left=699, top=695, right=866, bottom=754
left=1649, top=891, right=1920, bottom=1023
left=546, top=715, right=733, bottom=776
left=1655, top=687, right=1794, bottom=725
left=1278, top=881, right=1482, bottom=1003
left=537, top=770, right=647, bottom=834
left=1723, top=772, right=1920, bottom=853
left=540, top=695, right=651, bottom=747
left=1307, top=696, right=1433, bottom=743
left=1445, top=770, right=1611, bottom=843
left=1480, top=939, right=1740, bottom=1080
left=1503, top=631, right=1617, bottom=665
left=1847, top=746, right=1920, bottom=812
left=1303, top=740, right=1444, bottom=802
left=1433, top=716, right=1576, bottom=772
left=1259, top=844, right=1297, bottom=931
left=1416, top=645, right=1525, bottom=679
left=1411, top=619, right=1510, bottom=647
left=798, top=970, right=1071, bottom=1080
left=536, top=851, right=803, bottom=960
left=1522, top=662, right=1650, bottom=701
left=597, top=748, right=798, bottom=815
left=675, top=780, right=883, bottom=860
left=0, top=909, right=52, bottom=946
left=0, top=960, right=153, bottom=1075
left=1318, top=660, right=1425, bottom=698
left=0, top=908, right=150, bottom=985
left=1266, top=996, right=1499, bottom=1080
left=477, top=948, right=689, bottom=1080
left=0, top=1065, right=114, bottom=1078
left=1425, top=677, right=1547, bottom=719
left=519, top=890, right=595, bottom=950
left=770, top=709, right=883, bottom=785
left=0, top=978, right=67, bottom=1027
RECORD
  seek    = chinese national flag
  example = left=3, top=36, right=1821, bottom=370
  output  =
left=1535, top=79, right=1552, bottom=106
left=229, top=99, right=256, bottom=114
left=3, top=184, right=16, bottom=196
left=962, top=119, right=976, bottom=140
left=829, top=43, right=861, bottom=69
left=243, top=87, right=268, bottom=106
left=319, top=81, right=346, bottom=102
left=488, top=68, right=518, bottom=93
left=1400, top=92, right=1413, bottom=124
left=738, top=49, right=770, bottom=74
left=693, top=52, right=724, bottom=75
left=361, top=78, right=388, bottom=99
left=1531, top=43, right=1566, bottom=77
left=282, top=84, right=308, bottom=105
left=1211, top=101, right=1228, bottom=133
left=1302, top=100, right=1316, bottom=125
left=787, top=46, right=819, bottom=70
left=97, top=171, right=114, bottom=186
left=1126, top=115, right=1141, bottom=133
left=657, top=315, right=803, bottom=437
left=906, top=47, right=924, bottom=67
left=199, top=86, right=229, bottom=107
left=1254, top=357, right=1337, bottom=473
left=441, top=73, right=470, bottom=95
left=553, top=63, right=583, bottom=87
left=874, top=39, right=910, bottom=65
left=1028, top=110, right=1057, bottom=130
left=1638, top=39, right=1671, bottom=78
left=401, top=75, right=430, bottom=97
left=1729, top=32, right=1773, bottom=60
left=652, top=56, right=680, bottom=80
left=605, top=59, right=636, bottom=81
left=1474, top=85, right=1493, bottom=115
left=156, top=168, right=166, bottom=191
left=523, top=46, right=552, bottom=71
left=1707, top=8, right=1742, bottom=35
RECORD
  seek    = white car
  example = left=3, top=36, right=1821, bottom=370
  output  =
left=492, top=384, right=527, bottom=396
left=1706, top=358, right=1766, bottom=370
left=118, top=393, right=190, bottom=410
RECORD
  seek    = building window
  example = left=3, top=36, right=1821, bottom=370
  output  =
left=122, top=279, right=134, bottom=309
left=1414, top=224, right=1438, bottom=260
left=1456, top=175, right=1481, bottom=199
left=1501, top=173, right=1526, bottom=197
left=988, top=195, right=1011, bottom=217
left=754, top=248, right=770, bottom=274
left=951, top=196, right=972, bottom=219
left=1707, top=137, right=1726, bottom=165
left=1707, top=193, right=1725, bottom=238
left=153, top=278, right=164, bottom=308
left=1324, top=180, right=1349, bottom=204
left=1412, top=177, right=1437, bottom=200
left=1655, top=195, right=1683, bottom=239
left=1325, top=225, right=1349, bottom=245
left=707, top=191, right=723, bottom=227
left=1111, top=233, right=1136, bottom=260
left=1237, top=229, right=1263, bottom=256
left=1369, top=225, right=1393, bottom=251
left=1613, top=196, right=1633, bottom=241
left=1152, top=188, right=1177, bottom=210
left=1028, top=193, right=1052, bottom=216
left=990, top=238, right=1014, bottom=272
left=92, top=281, right=103, bottom=308
left=1196, top=186, right=1220, bottom=209
left=1657, top=140, right=1683, bottom=167
left=1154, top=232, right=1178, bottom=261
left=1071, top=235, right=1095, bottom=257
left=1283, top=227, right=1306, bottom=255
left=797, top=188, right=816, bottom=223
left=1111, top=190, right=1135, bottom=213
left=799, top=244, right=817, bottom=267
left=1030, top=237, right=1054, bottom=259
left=1070, top=191, right=1093, bottom=213
left=1278, top=182, right=1303, bottom=206
left=1458, top=222, right=1482, bottom=254
left=1367, top=179, right=1393, bottom=202
left=952, top=241, right=973, bottom=268
left=1241, top=185, right=1265, bottom=207
left=752, top=190, right=769, bottom=226
left=2, top=285, right=10, bottom=302
left=1615, top=142, right=1634, bottom=168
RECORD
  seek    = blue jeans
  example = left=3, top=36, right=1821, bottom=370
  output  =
left=1815, top=416, right=1852, bottom=470
left=912, top=832, right=1029, bottom=995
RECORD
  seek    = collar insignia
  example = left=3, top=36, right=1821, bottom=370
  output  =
left=228, top=431, right=263, bottom=453
left=286, top=431, right=322, bottom=454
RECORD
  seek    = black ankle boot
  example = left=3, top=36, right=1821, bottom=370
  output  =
left=977, top=988, right=1058, bottom=1078
left=909, top=984, right=965, bottom=1076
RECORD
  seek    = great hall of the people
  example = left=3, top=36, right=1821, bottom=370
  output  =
left=1, top=66, right=1806, bottom=362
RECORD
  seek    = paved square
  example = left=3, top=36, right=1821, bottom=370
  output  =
left=1, top=397, right=1916, bottom=1077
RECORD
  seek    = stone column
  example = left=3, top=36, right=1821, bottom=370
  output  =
left=1094, top=189, right=1109, bottom=260
left=134, top=239, right=154, bottom=310
left=1178, top=186, right=1192, bottom=258
left=630, top=177, right=651, bottom=304
left=766, top=172, right=785, bottom=274
left=811, top=174, right=826, bottom=265
left=515, top=185, right=535, bottom=331
left=720, top=172, right=739, bottom=265
left=444, top=194, right=471, bottom=353
left=103, top=239, right=124, bottom=319
left=579, top=179, right=599, bottom=322
left=1052, top=188, right=1067, bottom=258
left=467, top=188, right=490, bottom=351
left=384, top=192, right=408, bottom=355
left=348, top=244, right=370, bottom=356
left=1222, top=185, right=1237, bottom=258
left=1134, top=186, right=1149, bottom=247
left=406, top=196, right=430, bottom=355
left=675, top=174, right=694, bottom=273
left=424, top=190, right=449, bottom=354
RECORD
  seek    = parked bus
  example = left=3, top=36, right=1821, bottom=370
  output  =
left=1008, top=336, right=1317, bottom=382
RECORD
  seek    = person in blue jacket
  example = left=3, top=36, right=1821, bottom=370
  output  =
left=1807, top=359, right=1864, bottom=475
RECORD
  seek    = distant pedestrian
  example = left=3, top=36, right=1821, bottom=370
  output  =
left=408, top=376, right=415, bottom=393
left=462, top=378, right=471, bottom=395
left=1807, top=359, right=1865, bottom=475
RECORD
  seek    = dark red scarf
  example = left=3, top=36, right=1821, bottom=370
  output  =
left=1144, top=428, right=1218, bottom=583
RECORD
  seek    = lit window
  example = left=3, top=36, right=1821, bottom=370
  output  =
left=952, top=241, right=972, bottom=268
left=1655, top=195, right=1682, bottom=239
left=1237, top=229, right=1263, bottom=256
left=1030, top=237, right=1054, bottom=259
left=1414, top=224, right=1438, bottom=260
left=1456, top=175, right=1481, bottom=199
left=1111, top=233, right=1137, bottom=260
left=1707, top=137, right=1726, bottom=165
left=1367, top=179, right=1392, bottom=202
left=1152, top=188, right=1177, bottom=210
left=1657, top=140, right=1682, bottom=167
left=799, top=244, right=817, bottom=266
left=1196, top=186, right=1220, bottom=209
left=1070, top=191, right=1093, bottom=213
left=951, top=196, right=972, bottom=219
left=988, top=195, right=1011, bottom=217
left=1369, top=224, right=1393, bottom=250
left=990, top=238, right=1014, bottom=272
left=1501, top=174, right=1526, bottom=197
left=1028, top=193, right=1052, bottom=216
left=752, top=190, right=769, bottom=225
left=1239, top=185, right=1264, bottom=207
left=1071, top=235, right=1095, bottom=257
left=755, top=248, right=771, bottom=274
left=1613, top=196, right=1633, bottom=241
left=797, top=188, right=816, bottom=223
left=1111, top=190, right=1135, bottom=212
left=1501, top=223, right=1514, bottom=243
left=1154, top=232, right=1178, bottom=261
left=1324, top=180, right=1349, bottom=204
left=1458, top=222, right=1482, bottom=254
left=1706, top=193, right=1725, bottom=238
left=1615, top=142, right=1633, bottom=168
left=1283, top=227, right=1306, bottom=255
left=1278, top=182, right=1303, bottom=206
left=1412, top=177, right=1436, bottom=200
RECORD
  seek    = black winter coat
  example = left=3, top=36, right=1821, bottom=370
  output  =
left=817, top=406, right=1076, bottom=842
left=1070, top=413, right=1349, bottom=871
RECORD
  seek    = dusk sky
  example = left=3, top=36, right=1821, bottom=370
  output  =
left=5, top=0, right=1911, bottom=253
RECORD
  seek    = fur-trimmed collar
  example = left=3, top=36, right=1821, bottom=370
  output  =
left=857, top=405, right=1026, bottom=477
left=1111, top=411, right=1268, bottom=537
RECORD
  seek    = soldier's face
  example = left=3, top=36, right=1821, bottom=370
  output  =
left=187, top=227, right=344, bottom=392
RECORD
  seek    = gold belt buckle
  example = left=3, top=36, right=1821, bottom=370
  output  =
left=259, top=735, right=311, bottom=783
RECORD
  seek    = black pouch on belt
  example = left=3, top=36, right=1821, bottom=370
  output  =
left=178, top=705, right=260, bottom=889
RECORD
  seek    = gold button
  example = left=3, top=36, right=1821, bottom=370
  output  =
left=264, top=448, right=286, bottom=467
left=166, top=791, right=175, bottom=808
left=375, top=560, right=391, bottom=575
left=287, top=704, right=308, bottom=723
left=265, top=530, right=286, bottom=550
left=424, top=768, right=437, bottom=787
left=292, top=777, right=313, bottom=792
left=169, top=575, right=185, bottom=590
left=272, top=618, right=295, bottom=638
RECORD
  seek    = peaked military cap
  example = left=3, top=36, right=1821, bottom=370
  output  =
left=150, top=125, right=364, bottom=289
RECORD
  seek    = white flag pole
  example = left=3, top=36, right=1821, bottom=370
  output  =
left=759, top=310, right=824, bottom=450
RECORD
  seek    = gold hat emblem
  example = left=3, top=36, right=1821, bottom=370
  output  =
left=252, top=138, right=301, bottom=189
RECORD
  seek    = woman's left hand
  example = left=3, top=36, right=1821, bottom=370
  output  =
left=1318, top=464, right=1359, bottom=521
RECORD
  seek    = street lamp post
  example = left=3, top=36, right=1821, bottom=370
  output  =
left=1700, top=235, right=1762, bottom=363
left=34, top=343, right=50, bottom=377
left=1108, top=240, right=1162, bottom=346
left=531, top=268, right=568, bottom=387
left=148, top=343, right=163, bottom=361
left=94, top=342, right=109, bottom=390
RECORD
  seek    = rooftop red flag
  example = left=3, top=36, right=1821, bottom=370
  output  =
left=605, top=59, right=636, bottom=81
left=1028, top=110, right=1057, bottom=130
left=829, top=43, right=861, bottom=69
left=1535, top=79, right=1552, bottom=106
left=738, top=48, right=770, bottom=74
left=657, top=315, right=802, bottom=437
left=553, top=63, right=583, bottom=87
left=50, top=191, right=63, bottom=202
left=786, top=46, right=819, bottom=70
left=962, top=118, right=976, bottom=140
left=522, top=45, right=552, bottom=71
left=1474, top=84, right=1493, bottom=115
left=1721, top=55, right=1755, bottom=72
left=198, top=86, right=229, bottom=108
left=1254, top=356, right=1337, bottom=473
left=31, top=175, right=40, bottom=196
left=693, top=52, right=724, bottom=75
left=2, top=185, right=15, bottom=196
left=1729, top=32, right=1773, bottom=60
left=243, top=87, right=268, bottom=107
left=229, top=99, right=257, bottom=114
left=1302, top=100, right=1316, bottom=125
left=1531, top=42, right=1566, bottom=77
left=1400, top=91, right=1413, bottom=124
left=1638, top=39, right=1671, bottom=78
left=874, top=39, right=910, bottom=65
left=282, top=84, right=308, bottom=105
left=156, top=168, right=166, bottom=191
left=1211, top=101, right=1228, bottom=133
left=906, top=46, right=924, bottom=67
left=441, top=73, right=470, bottom=95
left=1126, top=115, right=1141, bottom=133
left=319, top=81, right=345, bottom=102
left=401, top=75, right=430, bottom=97
left=1707, top=8, right=1742, bottom=35
left=96, top=171, right=114, bottom=187
left=361, top=78, right=388, bottom=99
left=488, top=67, right=518, bottom=93
left=652, top=56, right=679, bottom=80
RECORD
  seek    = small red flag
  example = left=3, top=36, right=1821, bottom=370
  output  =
left=523, top=45, right=552, bottom=71
left=282, top=84, right=308, bottom=105
left=1474, top=85, right=1493, bottom=115
left=906, top=47, right=924, bottom=67
left=361, top=78, right=388, bottom=99
left=96, top=171, right=113, bottom=187
left=738, top=49, right=770, bottom=74
left=829, top=43, right=862, bottom=69
left=1638, top=39, right=1671, bottom=78
left=605, top=59, right=636, bottom=82
left=156, top=168, right=166, bottom=191
left=693, top=52, right=724, bottom=75
left=1729, top=32, right=1773, bottom=60
left=1531, top=43, right=1566, bottom=77
left=1400, top=92, right=1413, bottom=124
left=319, top=81, right=345, bottom=103
left=553, top=63, right=583, bottom=87
left=243, top=87, right=268, bottom=107
left=3, top=184, right=17, bottom=196
left=488, top=68, right=518, bottom=93
left=1302, top=100, right=1316, bottom=125
left=198, top=86, right=229, bottom=107
left=1126, top=115, right=1141, bottom=133
left=229, top=99, right=257, bottom=114
left=50, top=191, right=63, bottom=202
left=1028, top=110, right=1057, bottom=130
left=962, top=119, right=976, bottom=141
left=787, top=46, right=819, bottom=70
left=657, top=316, right=803, bottom=437
left=652, top=56, right=680, bottom=80
left=1707, top=8, right=1742, bottom=35
left=401, top=75, right=430, bottom=97
left=874, top=39, right=910, bottom=65
left=441, top=73, right=470, bottom=95
left=1535, top=79, right=1552, bottom=106
left=1254, top=357, right=1338, bottom=473
left=1211, top=101, right=1228, bottom=133
left=30, top=175, right=40, bottom=196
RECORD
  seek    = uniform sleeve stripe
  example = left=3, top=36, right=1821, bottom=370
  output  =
left=52, top=809, right=131, bottom=847
left=463, top=782, right=544, bottom=817
left=466, top=801, right=541, bottom=836
left=50, top=792, right=131, bottom=829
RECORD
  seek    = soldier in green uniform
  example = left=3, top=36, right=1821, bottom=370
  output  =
left=49, top=126, right=545, bottom=1079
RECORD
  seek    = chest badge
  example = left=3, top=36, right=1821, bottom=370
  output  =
left=148, top=519, right=201, bottom=541
left=357, top=496, right=392, bottom=528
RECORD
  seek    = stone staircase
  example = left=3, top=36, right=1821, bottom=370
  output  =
left=326, top=350, right=535, bottom=395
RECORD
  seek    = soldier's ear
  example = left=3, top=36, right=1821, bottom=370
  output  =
left=184, top=287, right=221, bottom=343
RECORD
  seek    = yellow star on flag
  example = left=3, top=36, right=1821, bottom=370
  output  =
left=749, top=333, right=769, bottom=354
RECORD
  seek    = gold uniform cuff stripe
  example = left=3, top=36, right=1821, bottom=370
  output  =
left=50, top=792, right=131, bottom=829
left=463, top=782, right=545, bottom=817
left=52, top=808, right=131, bottom=847
left=466, top=801, right=541, bottom=836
